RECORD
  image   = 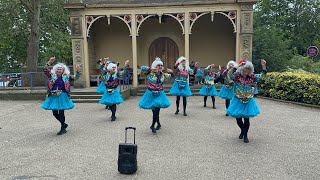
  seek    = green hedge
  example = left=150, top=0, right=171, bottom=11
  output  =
left=258, top=72, right=320, bottom=105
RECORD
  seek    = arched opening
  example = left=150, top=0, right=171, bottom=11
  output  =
left=149, top=37, right=179, bottom=70
left=137, top=15, right=184, bottom=69
left=88, top=17, right=132, bottom=86
left=190, top=14, right=236, bottom=69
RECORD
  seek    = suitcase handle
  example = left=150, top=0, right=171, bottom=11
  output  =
left=125, top=127, right=136, bottom=144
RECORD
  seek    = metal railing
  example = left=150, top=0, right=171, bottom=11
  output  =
left=1, top=72, right=132, bottom=91
left=0, top=72, right=47, bottom=90
left=92, top=75, right=131, bottom=91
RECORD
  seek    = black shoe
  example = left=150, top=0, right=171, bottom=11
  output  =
left=155, top=124, right=161, bottom=130
left=244, top=137, right=249, bottom=143
left=225, top=114, right=229, bottom=116
left=204, top=104, right=207, bottom=107
left=175, top=110, right=179, bottom=115
left=150, top=126, right=156, bottom=133
left=213, top=106, right=216, bottom=109
left=111, top=116, right=116, bottom=121
left=57, top=129, right=67, bottom=135
left=57, top=123, right=68, bottom=135
left=239, top=132, right=244, bottom=139
left=183, top=112, right=187, bottom=116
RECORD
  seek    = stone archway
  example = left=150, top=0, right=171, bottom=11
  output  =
left=148, top=37, right=179, bottom=70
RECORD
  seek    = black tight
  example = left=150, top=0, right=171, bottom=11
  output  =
left=225, top=99, right=231, bottom=109
left=52, top=110, right=66, bottom=127
left=176, top=96, right=187, bottom=113
left=109, top=104, right=117, bottom=118
left=236, top=118, right=250, bottom=137
left=204, top=96, right=216, bottom=107
left=151, top=108, right=161, bottom=128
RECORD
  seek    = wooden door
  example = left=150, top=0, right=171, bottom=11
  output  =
left=149, top=37, right=179, bottom=70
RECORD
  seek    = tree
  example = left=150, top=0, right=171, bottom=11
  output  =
left=0, top=0, right=72, bottom=73
left=0, top=0, right=29, bottom=73
left=253, top=0, right=320, bottom=72
left=20, top=0, right=41, bottom=72
left=253, top=26, right=292, bottom=72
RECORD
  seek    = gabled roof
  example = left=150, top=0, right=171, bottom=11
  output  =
left=84, top=0, right=223, bottom=4
left=65, top=0, right=258, bottom=8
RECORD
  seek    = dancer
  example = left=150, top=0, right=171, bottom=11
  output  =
left=138, top=57, right=173, bottom=133
left=198, top=64, right=221, bottom=109
left=96, top=57, right=111, bottom=94
left=169, top=56, right=193, bottom=116
left=99, top=60, right=129, bottom=121
left=226, top=59, right=267, bottom=143
left=218, top=60, right=237, bottom=116
left=41, top=57, right=81, bottom=135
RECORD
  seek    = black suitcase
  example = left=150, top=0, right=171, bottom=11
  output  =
left=118, top=127, right=138, bottom=174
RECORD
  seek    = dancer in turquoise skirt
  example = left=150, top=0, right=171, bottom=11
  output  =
left=218, top=60, right=237, bottom=116
left=99, top=60, right=129, bottom=121
left=139, top=57, right=173, bottom=133
left=169, top=56, right=193, bottom=116
left=226, top=59, right=267, bottom=143
left=198, top=64, right=221, bottom=109
left=96, top=58, right=111, bottom=95
left=41, top=57, right=81, bottom=135
left=96, top=58, right=113, bottom=109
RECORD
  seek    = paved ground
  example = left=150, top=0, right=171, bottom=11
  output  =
left=0, top=97, right=320, bottom=180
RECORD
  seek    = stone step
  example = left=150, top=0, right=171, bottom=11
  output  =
left=71, top=91, right=99, bottom=95
left=72, top=99, right=100, bottom=103
left=71, top=94, right=102, bottom=99
left=136, top=93, right=203, bottom=96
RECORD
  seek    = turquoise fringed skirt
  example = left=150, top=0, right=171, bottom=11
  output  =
left=169, top=81, right=192, bottom=97
left=139, top=89, right=171, bottom=110
left=41, top=92, right=74, bottom=110
left=227, top=97, right=260, bottom=118
left=99, top=88, right=124, bottom=106
left=198, top=85, right=218, bottom=96
left=218, top=85, right=234, bottom=100
left=96, top=82, right=106, bottom=94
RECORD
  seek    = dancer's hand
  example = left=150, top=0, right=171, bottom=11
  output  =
left=261, top=59, right=267, bottom=70
left=219, top=65, right=222, bottom=71
left=167, top=68, right=173, bottom=73
left=48, top=57, right=56, bottom=65
left=75, top=64, right=82, bottom=72
left=125, top=60, right=130, bottom=65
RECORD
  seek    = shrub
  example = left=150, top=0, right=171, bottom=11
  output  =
left=286, top=55, right=320, bottom=74
left=259, top=72, right=320, bottom=105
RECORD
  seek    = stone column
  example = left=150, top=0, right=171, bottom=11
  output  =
left=239, top=4, right=254, bottom=61
left=184, top=12, right=190, bottom=60
left=70, top=11, right=87, bottom=88
left=131, top=14, right=138, bottom=88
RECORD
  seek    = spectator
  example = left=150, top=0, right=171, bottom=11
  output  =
left=196, top=67, right=203, bottom=84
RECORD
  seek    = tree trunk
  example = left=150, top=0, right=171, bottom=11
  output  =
left=26, top=0, right=41, bottom=72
